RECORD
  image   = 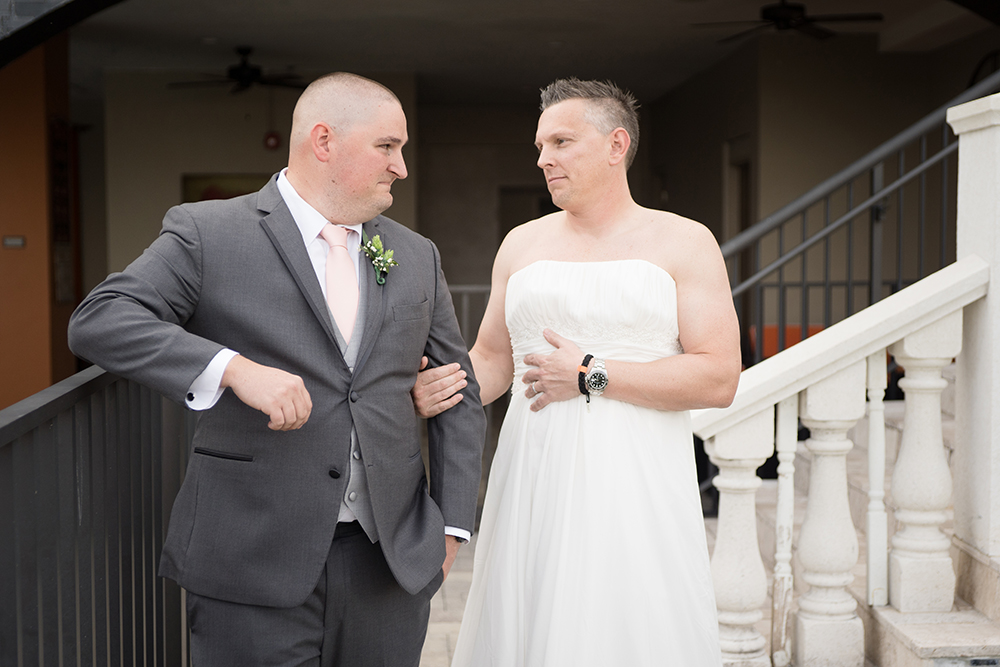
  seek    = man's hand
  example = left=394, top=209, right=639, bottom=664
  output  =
left=521, top=329, right=584, bottom=412
left=412, top=356, right=467, bottom=418
left=221, top=355, right=313, bottom=430
left=442, top=535, right=463, bottom=581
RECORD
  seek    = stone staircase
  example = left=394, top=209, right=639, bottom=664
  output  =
left=756, top=366, right=1000, bottom=666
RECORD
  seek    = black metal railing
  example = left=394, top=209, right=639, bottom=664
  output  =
left=0, top=285, right=492, bottom=666
left=726, top=67, right=1000, bottom=365
left=0, top=366, right=192, bottom=667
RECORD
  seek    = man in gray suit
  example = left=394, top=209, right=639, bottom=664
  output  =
left=68, top=73, right=485, bottom=667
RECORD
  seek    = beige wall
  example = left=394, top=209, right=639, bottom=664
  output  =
left=757, top=34, right=934, bottom=222
left=418, top=105, right=541, bottom=285
left=649, top=28, right=1000, bottom=334
left=103, top=71, right=418, bottom=273
left=649, top=40, right=760, bottom=243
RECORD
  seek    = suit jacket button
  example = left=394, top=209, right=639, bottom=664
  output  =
left=329, top=469, right=341, bottom=479
left=350, top=391, right=360, bottom=402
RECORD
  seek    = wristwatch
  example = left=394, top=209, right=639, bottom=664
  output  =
left=585, top=358, right=609, bottom=397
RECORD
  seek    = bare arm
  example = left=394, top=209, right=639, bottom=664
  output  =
left=467, top=248, right=515, bottom=406
left=522, top=222, right=741, bottom=412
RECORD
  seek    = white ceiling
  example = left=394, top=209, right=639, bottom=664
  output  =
left=68, top=0, right=994, bottom=105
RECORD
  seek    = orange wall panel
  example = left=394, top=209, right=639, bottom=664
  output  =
left=0, top=47, right=54, bottom=408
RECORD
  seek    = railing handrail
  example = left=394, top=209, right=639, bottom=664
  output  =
left=693, top=254, right=990, bottom=439
left=0, top=363, right=114, bottom=445
left=730, top=141, right=959, bottom=297
left=720, top=67, right=1000, bottom=258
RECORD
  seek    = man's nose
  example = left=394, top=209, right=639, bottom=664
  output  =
left=536, top=148, right=551, bottom=169
left=391, top=153, right=407, bottom=180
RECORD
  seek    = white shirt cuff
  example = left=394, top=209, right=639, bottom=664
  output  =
left=185, top=349, right=239, bottom=410
left=445, top=526, right=471, bottom=543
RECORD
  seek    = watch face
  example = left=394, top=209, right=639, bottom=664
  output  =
left=587, top=372, right=608, bottom=392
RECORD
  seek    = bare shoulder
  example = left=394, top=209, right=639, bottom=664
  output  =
left=643, top=210, right=724, bottom=276
left=496, top=212, right=564, bottom=275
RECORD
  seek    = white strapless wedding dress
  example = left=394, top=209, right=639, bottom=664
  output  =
left=452, top=260, right=722, bottom=667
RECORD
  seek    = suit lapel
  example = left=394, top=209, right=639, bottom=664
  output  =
left=354, top=217, right=387, bottom=375
left=258, top=195, right=343, bottom=353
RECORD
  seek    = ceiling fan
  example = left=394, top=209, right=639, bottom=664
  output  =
left=169, top=47, right=307, bottom=93
left=694, top=1, right=883, bottom=43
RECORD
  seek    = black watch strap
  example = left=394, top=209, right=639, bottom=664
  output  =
left=578, top=353, right=594, bottom=403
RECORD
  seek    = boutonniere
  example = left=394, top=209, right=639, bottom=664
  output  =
left=360, top=231, right=399, bottom=285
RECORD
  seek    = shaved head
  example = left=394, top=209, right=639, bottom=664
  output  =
left=290, top=73, right=400, bottom=147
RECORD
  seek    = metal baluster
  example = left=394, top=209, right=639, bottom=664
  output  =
left=847, top=181, right=854, bottom=316
left=870, top=163, right=885, bottom=306
left=801, top=209, right=808, bottom=345
left=824, top=196, right=832, bottom=328
left=897, top=150, right=905, bottom=292
left=778, top=225, right=786, bottom=355
left=919, top=134, right=927, bottom=278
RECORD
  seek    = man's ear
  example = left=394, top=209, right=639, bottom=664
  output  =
left=608, top=127, right=630, bottom=166
left=311, top=122, right=334, bottom=163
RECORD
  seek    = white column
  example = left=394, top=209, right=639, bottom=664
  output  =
left=795, top=360, right=866, bottom=667
left=887, top=311, right=962, bottom=612
left=707, top=407, right=773, bottom=667
left=948, top=92, right=1000, bottom=560
left=771, top=395, right=798, bottom=667
left=866, top=350, right=889, bottom=607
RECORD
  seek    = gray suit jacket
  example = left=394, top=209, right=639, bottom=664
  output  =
left=68, top=176, right=485, bottom=606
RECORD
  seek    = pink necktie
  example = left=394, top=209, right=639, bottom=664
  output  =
left=319, top=224, right=359, bottom=344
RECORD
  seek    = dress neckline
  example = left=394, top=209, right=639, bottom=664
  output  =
left=509, top=258, right=675, bottom=284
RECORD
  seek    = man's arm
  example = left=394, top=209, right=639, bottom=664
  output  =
left=69, top=205, right=313, bottom=429
left=421, top=239, right=487, bottom=538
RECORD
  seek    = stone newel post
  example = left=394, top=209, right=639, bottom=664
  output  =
left=948, top=91, right=1000, bottom=610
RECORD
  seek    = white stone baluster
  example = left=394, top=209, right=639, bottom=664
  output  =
left=795, top=360, right=867, bottom=667
left=771, top=395, right=798, bottom=667
left=707, top=407, right=773, bottom=667
left=866, top=350, right=889, bottom=607
left=888, top=310, right=962, bottom=612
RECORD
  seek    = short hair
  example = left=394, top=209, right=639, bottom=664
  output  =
left=291, top=73, right=399, bottom=146
left=539, top=78, right=640, bottom=169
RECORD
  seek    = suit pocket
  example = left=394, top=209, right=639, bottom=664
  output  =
left=193, top=446, right=254, bottom=463
left=393, top=300, right=430, bottom=322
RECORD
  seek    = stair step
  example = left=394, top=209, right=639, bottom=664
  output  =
left=862, top=601, right=1000, bottom=666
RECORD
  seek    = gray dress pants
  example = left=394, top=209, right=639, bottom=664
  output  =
left=186, top=522, right=444, bottom=667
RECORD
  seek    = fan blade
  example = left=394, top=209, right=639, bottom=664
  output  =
left=794, top=20, right=835, bottom=39
left=692, top=20, right=767, bottom=28
left=719, top=23, right=773, bottom=43
left=808, top=13, right=883, bottom=23
left=168, top=78, right=231, bottom=88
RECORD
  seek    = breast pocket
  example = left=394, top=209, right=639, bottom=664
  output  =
left=393, top=300, right=430, bottom=322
